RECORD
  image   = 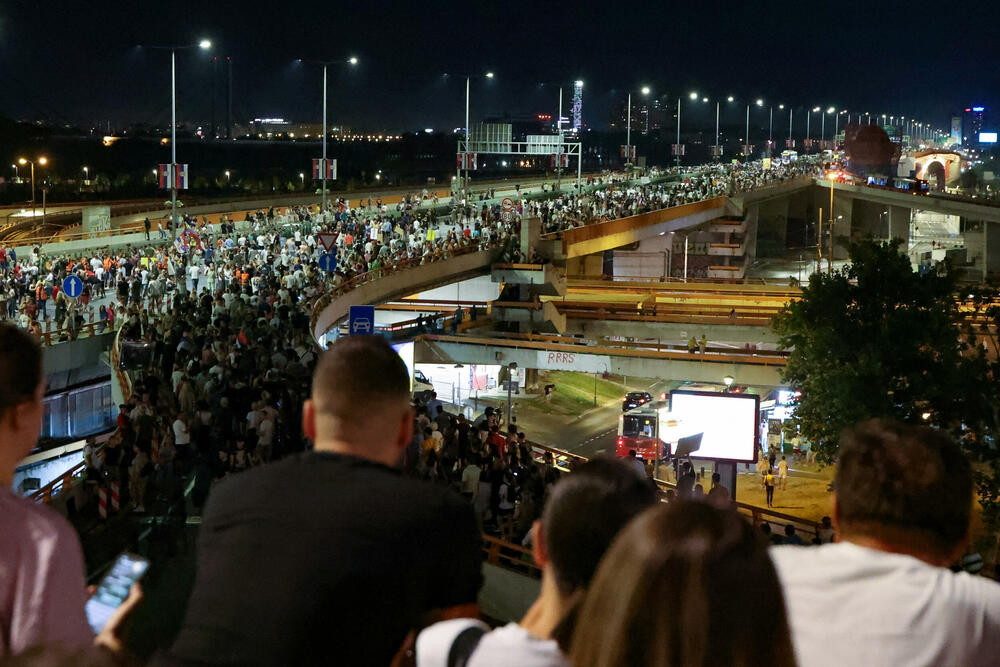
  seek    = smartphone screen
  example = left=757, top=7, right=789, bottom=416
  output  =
left=84, top=552, right=149, bottom=634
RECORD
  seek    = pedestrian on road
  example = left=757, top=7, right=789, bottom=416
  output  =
left=764, top=466, right=776, bottom=508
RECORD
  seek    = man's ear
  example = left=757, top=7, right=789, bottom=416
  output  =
left=396, top=408, right=414, bottom=452
left=531, top=520, right=548, bottom=567
left=302, top=399, right=316, bottom=442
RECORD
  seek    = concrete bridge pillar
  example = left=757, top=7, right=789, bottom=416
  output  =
left=986, top=221, right=1000, bottom=280
left=829, top=193, right=853, bottom=260
left=888, top=205, right=911, bottom=246
left=521, top=216, right=541, bottom=260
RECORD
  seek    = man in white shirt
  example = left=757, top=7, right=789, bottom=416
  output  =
left=771, top=419, right=1000, bottom=667
left=417, top=458, right=656, bottom=667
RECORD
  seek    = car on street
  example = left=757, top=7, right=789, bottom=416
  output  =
left=622, top=391, right=653, bottom=412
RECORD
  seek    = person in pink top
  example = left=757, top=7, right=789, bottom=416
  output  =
left=0, top=323, right=138, bottom=657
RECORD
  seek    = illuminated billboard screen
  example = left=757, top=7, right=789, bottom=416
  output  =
left=669, top=390, right=759, bottom=462
left=980, top=132, right=998, bottom=144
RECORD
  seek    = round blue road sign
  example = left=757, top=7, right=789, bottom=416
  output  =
left=62, top=275, right=84, bottom=299
left=318, top=253, right=338, bottom=273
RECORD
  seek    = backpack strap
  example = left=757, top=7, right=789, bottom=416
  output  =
left=415, top=618, right=489, bottom=667
left=447, top=626, right=487, bottom=667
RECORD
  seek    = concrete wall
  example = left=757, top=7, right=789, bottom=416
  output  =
left=409, top=275, right=501, bottom=302
left=417, top=339, right=784, bottom=386
left=42, top=333, right=114, bottom=375
left=312, top=249, right=503, bottom=339
left=565, top=319, right=780, bottom=345
left=479, top=563, right=540, bottom=623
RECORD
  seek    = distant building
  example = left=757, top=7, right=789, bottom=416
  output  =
left=964, top=106, right=985, bottom=145
left=609, top=95, right=673, bottom=135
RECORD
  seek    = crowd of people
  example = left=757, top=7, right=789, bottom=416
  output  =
left=6, top=162, right=1000, bottom=666
left=0, top=157, right=825, bottom=346
left=533, top=158, right=824, bottom=233
left=3, top=331, right=1000, bottom=667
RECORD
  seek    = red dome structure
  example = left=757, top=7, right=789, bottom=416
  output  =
left=843, top=124, right=902, bottom=177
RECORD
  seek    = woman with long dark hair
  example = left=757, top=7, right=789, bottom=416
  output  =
left=570, top=502, right=796, bottom=667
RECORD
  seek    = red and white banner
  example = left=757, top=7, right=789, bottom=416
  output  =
left=710, top=145, right=724, bottom=157
left=671, top=144, right=686, bottom=156
left=312, top=158, right=337, bottom=180
left=550, top=153, right=570, bottom=168
left=620, top=145, right=637, bottom=160
left=157, top=164, right=189, bottom=189
left=456, top=152, right=478, bottom=170
left=741, top=144, right=754, bottom=156
left=785, top=139, right=796, bottom=148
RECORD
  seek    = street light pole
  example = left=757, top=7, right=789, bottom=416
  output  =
left=465, top=76, right=470, bottom=197
left=170, top=47, right=177, bottom=238
left=322, top=63, right=328, bottom=215
left=768, top=105, right=773, bottom=156
left=745, top=104, right=750, bottom=157
left=714, top=101, right=720, bottom=157
left=626, top=92, right=632, bottom=166
left=556, top=86, right=563, bottom=190
left=675, top=97, right=682, bottom=166
left=29, top=161, right=35, bottom=215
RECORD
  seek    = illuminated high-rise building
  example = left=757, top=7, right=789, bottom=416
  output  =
left=572, top=80, right=583, bottom=132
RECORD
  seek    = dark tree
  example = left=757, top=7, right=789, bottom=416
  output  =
left=772, top=241, right=999, bottom=516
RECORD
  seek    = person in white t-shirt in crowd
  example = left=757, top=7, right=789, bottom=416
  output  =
left=417, top=458, right=656, bottom=667
left=771, top=419, right=1000, bottom=667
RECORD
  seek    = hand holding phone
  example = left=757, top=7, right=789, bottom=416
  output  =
left=85, top=552, right=149, bottom=636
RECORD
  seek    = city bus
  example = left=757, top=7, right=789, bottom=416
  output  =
left=616, top=400, right=687, bottom=460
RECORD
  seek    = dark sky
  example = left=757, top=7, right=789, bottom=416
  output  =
left=1, top=0, right=997, bottom=133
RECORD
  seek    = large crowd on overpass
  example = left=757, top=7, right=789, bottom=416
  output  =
left=0, top=156, right=830, bottom=343
left=535, top=157, right=824, bottom=233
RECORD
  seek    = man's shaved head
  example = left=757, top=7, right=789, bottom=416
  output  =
left=308, top=335, right=412, bottom=456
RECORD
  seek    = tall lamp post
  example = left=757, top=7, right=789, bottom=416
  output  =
left=713, top=96, right=734, bottom=159
left=453, top=71, right=494, bottom=199
left=300, top=56, right=359, bottom=216
left=745, top=99, right=763, bottom=159
left=786, top=105, right=793, bottom=150
left=17, top=156, right=47, bottom=216
left=143, top=39, right=212, bottom=238
left=674, top=92, right=692, bottom=166
left=625, top=86, right=651, bottom=169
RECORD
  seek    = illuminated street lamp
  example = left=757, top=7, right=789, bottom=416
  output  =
left=82, top=166, right=89, bottom=182
left=675, top=92, right=702, bottom=165
left=224, top=170, right=231, bottom=183
left=17, top=156, right=47, bottom=215
left=142, top=39, right=212, bottom=237
left=299, top=55, right=359, bottom=214
left=744, top=99, right=764, bottom=158
left=625, top=86, right=651, bottom=168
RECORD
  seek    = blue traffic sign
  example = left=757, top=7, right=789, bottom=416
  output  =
left=349, top=305, right=375, bottom=336
left=317, top=252, right=338, bottom=273
left=62, top=275, right=84, bottom=299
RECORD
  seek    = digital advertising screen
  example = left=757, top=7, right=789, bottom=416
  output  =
left=980, top=132, right=998, bottom=144
left=669, top=390, right=759, bottom=462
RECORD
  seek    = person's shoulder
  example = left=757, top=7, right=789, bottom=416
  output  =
left=467, top=623, right=568, bottom=667
left=0, top=489, right=81, bottom=551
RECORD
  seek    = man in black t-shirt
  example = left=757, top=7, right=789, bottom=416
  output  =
left=166, top=336, right=482, bottom=666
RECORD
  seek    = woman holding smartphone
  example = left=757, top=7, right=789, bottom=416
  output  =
left=0, top=323, right=141, bottom=658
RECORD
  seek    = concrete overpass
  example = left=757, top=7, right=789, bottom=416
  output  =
left=415, top=333, right=785, bottom=386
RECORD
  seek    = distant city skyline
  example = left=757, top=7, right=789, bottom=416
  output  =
left=0, top=0, right=995, bottom=133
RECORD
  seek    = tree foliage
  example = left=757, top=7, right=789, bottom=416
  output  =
left=772, top=241, right=999, bottom=502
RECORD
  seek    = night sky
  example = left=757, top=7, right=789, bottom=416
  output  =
left=1, top=0, right=996, bottom=133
